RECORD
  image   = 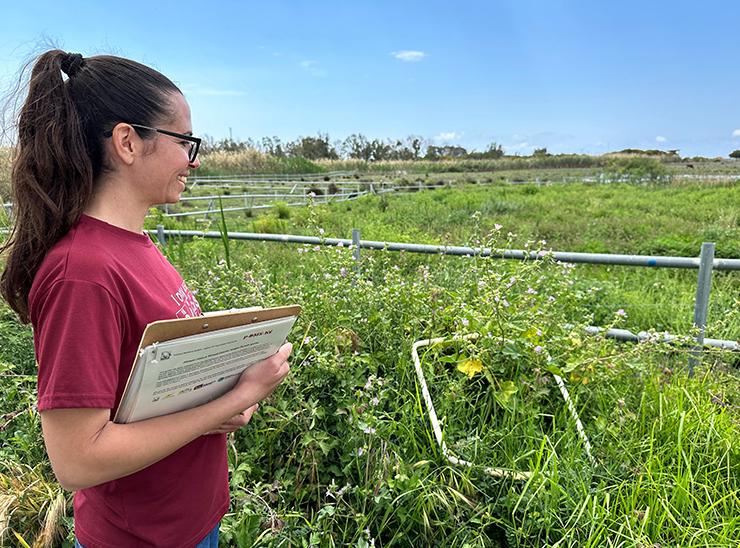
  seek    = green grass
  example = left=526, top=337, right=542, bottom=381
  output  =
left=1, top=176, right=738, bottom=547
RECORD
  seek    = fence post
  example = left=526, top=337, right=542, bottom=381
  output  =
left=156, top=224, right=166, bottom=246
left=352, top=228, right=361, bottom=278
left=689, top=242, right=715, bottom=375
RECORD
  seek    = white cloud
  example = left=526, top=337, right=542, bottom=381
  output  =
left=656, top=136, right=667, bottom=143
left=434, top=131, right=462, bottom=142
left=506, top=142, right=531, bottom=152
left=392, top=50, right=427, bottom=62
left=299, top=60, right=326, bottom=77
left=732, top=129, right=740, bottom=138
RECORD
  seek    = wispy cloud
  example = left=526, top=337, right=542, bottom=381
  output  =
left=299, top=60, right=326, bottom=77
left=655, top=135, right=667, bottom=143
left=506, top=142, right=531, bottom=153
left=181, top=83, right=245, bottom=97
left=434, top=131, right=462, bottom=142
left=392, top=50, right=427, bottom=62
left=732, top=129, right=740, bottom=138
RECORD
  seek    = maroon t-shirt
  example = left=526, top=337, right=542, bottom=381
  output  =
left=29, top=215, right=229, bottom=548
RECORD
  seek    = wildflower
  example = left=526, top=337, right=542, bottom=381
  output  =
left=616, top=309, right=627, bottom=317
left=534, top=345, right=543, bottom=354
left=319, top=228, right=325, bottom=235
left=502, top=299, right=510, bottom=307
left=457, top=358, right=483, bottom=378
left=371, top=397, right=380, bottom=406
left=477, top=280, right=486, bottom=289
left=337, top=241, right=344, bottom=247
left=536, top=329, right=542, bottom=337
left=527, top=287, right=537, bottom=295
left=363, top=426, right=376, bottom=435
left=303, top=336, right=313, bottom=345
left=461, top=318, right=470, bottom=327
left=494, top=223, right=503, bottom=231
left=308, top=191, right=316, bottom=198
left=340, top=267, right=348, bottom=277
left=314, top=245, right=321, bottom=252
left=357, top=447, right=365, bottom=456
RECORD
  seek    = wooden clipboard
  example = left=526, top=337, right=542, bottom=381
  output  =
left=113, top=304, right=301, bottom=423
left=137, top=304, right=302, bottom=349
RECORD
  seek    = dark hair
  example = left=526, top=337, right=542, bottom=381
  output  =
left=0, top=49, right=181, bottom=322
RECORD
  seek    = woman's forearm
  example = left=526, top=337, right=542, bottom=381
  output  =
left=42, top=343, right=291, bottom=491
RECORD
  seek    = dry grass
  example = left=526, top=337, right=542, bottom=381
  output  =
left=0, top=148, right=12, bottom=201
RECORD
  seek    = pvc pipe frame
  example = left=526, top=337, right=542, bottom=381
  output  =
left=411, top=334, right=596, bottom=482
left=150, top=229, right=740, bottom=272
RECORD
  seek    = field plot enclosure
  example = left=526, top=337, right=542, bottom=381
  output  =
left=1, top=160, right=739, bottom=546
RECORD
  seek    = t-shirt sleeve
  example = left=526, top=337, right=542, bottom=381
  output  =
left=35, top=279, right=124, bottom=411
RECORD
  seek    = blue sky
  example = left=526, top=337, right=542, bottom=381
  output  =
left=2, top=0, right=739, bottom=157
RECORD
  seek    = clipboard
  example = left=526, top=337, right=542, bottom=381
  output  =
left=113, top=304, right=301, bottom=423
left=137, top=305, right=301, bottom=348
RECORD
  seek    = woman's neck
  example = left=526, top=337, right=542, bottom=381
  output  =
left=84, top=177, right=149, bottom=233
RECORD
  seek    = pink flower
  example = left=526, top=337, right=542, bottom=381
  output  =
left=494, top=223, right=503, bottom=231
left=534, top=345, right=543, bottom=353
left=616, top=309, right=627, bottom=317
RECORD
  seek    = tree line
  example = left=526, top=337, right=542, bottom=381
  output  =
left=201, top=133, right=506, bottom=161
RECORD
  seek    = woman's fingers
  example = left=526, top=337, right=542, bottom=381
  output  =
left=203, top=403, right=260, bottom=435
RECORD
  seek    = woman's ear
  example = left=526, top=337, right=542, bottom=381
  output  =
left=108, top=123, right=138, bottom=166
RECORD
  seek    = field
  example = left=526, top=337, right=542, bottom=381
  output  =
left=1, top=170, right=739, bottom=546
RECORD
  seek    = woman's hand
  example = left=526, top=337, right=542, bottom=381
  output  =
left=231, top=342, right=292, bottom=407
left=40, top=342, right=293, bottom=491
left=203, top=403, right=259, bottom=435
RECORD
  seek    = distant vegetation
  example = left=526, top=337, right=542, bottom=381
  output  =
left=1, top=136, right=738, bottom=195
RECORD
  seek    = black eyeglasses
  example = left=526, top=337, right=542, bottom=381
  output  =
left=130, top=124, right=201, bottom=164
left=104, top=123, right=201, bottom=164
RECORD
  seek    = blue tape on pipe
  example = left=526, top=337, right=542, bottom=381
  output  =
left=647, top=259, right=657, bottom=266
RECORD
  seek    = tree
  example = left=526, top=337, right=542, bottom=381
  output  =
left=342, top=134, right=374, bottom=161
left=468, top=142, right=504, bottom=160
left=729, top=150, right=740, bottom=159
left=288, top=133, right=338, bottom=160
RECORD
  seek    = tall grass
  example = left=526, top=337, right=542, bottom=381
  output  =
left=0, top=147, right=12, bottom=200
left=1, top=174, right=738, bottom=546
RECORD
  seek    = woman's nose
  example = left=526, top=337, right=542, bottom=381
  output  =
left=189, top=157, right=201, bottom=169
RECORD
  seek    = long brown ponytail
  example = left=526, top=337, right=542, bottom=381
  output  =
left=0, top=50, right=181, bottom=322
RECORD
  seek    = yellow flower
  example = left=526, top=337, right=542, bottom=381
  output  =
left=457, top=358, right=484, bottom=378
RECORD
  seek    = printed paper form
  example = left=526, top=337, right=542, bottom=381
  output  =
left=117, top=316, right=296, bottom=423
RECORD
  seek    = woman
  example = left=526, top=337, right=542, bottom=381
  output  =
left=0, top=50, right=291, bottom=547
